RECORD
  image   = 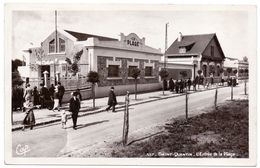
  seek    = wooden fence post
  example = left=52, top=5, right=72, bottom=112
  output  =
left=214, top=84, right=218, bottom=110
left=123, top=91, right=130, bottom=146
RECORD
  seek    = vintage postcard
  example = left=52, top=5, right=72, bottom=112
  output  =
left=4, top=2, right=257, bottom=166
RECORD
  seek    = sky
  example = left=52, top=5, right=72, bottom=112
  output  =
left=8, top=3, right=256, bottom=61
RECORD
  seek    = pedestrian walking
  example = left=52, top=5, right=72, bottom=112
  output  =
left=23, top=83, right=33, bottom=104
left=169, top=78, right=174, bottom=92
left=180, top=79, right=184, bottom=93
left=22, top=102, right=35, bottom=131
left=175, top=80, right=179, bottom=93
left=69, top=92, right=81, bottom=130
left=57, top=82, right=65, bottom=107
left=52, top=86, right=60, bottom=112
left=106, top=86, right=117, bottom=112
left=39, top=83, right=51, bottom=109
left=49, top=84, right=55, bottom=100
left=33, top=86, right=40, bottom=106
left=187, top=78, right=191, bottom=91
left=61, top=110, right=68, bottom=129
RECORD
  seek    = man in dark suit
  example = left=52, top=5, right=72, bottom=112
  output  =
left=69, top=92, right=81, bottom=130
left=57, top=82, right=65, bottom=107
left=106, top=87, right=117, bottom=112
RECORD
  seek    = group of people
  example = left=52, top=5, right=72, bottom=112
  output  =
left=21, top=82, right=65, bottom=131
left=165, top=78, right=193, bottom=93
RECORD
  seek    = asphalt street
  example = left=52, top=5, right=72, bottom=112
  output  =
left=12, top=85, right=246, bottom=157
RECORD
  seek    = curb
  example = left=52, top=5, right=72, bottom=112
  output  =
left=11, top=85, right=228, bottom=131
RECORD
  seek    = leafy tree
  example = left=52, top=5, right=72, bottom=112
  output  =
left=12, top=59, right=24, bottom=88
left=226, top=68, right=232, bottom=77
left=197, top=69, right=202, bottom=76
left=159, top=69, right=169, bottom=95
left=12, top=71, right=24, bottom=88
left=87, top=71, right=100, bottom=108
left=244, top=68, right=248, bottom=74
left=219, top=67, right=224, bottom=74
left=209, top=65, right=215, bottom=75
left=66, top=49, right=83, bottom=76
left=12, top=59, right=23, bottom=72
left=233, top=69, right=238, bottom=75
left=243, top=56, right=248, bottom=62
left=130, top=68, right=141, bottom=100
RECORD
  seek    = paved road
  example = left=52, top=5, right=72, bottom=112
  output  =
left=12, top=85, right=245, bottom=157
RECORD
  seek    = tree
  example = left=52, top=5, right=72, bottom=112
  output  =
left=87, top=71, right=100, bottom=108
left=12, top=59, right=23, bottom=72
left=66, top=49, right=83, bottom=76
left=219, top=67, right=224, bottom=74
left=243, top=56, right=248, bottom=62
left=130, top=68, right=141, bottom=100
left=233, top=69, right=238, bottom=76
left=12, top=59, right=24, bottom=88
left=209, top=65, right=215, bottom=76
left=159, top=69, right=169, bottom=95
left=226, top=68, right=232, bottom=77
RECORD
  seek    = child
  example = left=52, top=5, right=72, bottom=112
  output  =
left=61, top=110, right=67, bottom=129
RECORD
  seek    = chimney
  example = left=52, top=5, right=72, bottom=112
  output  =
left=178, top=32, right=182, bottom=42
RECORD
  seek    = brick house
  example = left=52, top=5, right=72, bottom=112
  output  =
left=20, top=28, right=163, bottom=99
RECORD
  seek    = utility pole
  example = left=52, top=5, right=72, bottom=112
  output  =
left=164, top=22, right=169, bottom=70
left=55, top=10, right=58, bottom=53
left=162, top=23, right=169, bottom=95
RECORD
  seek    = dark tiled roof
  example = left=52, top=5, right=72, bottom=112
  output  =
left=65, top=30, right=118, bottom=41
left=166, top=33, right=216, bottom=55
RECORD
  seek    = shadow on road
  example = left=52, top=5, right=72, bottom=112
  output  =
left=74, top=120, right=110, bottom=130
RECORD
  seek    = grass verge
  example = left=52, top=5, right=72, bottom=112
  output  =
left=112, top=100, right=249, bottom=158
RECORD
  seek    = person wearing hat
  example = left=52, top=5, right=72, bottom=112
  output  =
left=22, top=102, right=35, bottom=131
left=105, top=86, right=117, bottom=112
left=69, top=91, right=81, bottom=130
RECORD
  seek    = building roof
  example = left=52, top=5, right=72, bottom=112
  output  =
left=166, top=33, right=222, bottom=56
left=64, top=30, right=118, bottom=42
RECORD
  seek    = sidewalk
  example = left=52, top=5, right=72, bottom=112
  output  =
left=11, top=84, right=246, bottom=131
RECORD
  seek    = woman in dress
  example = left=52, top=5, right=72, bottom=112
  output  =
left=22, top=102, right=35, bottom=131
left=23, top=83, right=33, bottom=104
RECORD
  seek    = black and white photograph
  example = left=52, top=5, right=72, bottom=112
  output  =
left=4, top=1, right=257, bottom=166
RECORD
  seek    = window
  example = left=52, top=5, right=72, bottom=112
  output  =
left=211, top=46, right=214, bottom=56
left=59, top=38, right=65, bottom=52
left=128, top=66, right=137, bottom=77
left=108, top=65, right=119, bottom=77
left=49, top=39, right=55, bottom=53
left=179, top=47, right=186, bottom=53
left=145, top=67, right=152, bottom=76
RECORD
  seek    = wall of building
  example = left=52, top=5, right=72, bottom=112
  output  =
left=203, top=38, right=223, bottom=59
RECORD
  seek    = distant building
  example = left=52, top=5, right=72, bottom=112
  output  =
left=223, top=57, right=249, bottom=78
left=18, top=27, right=163, bottom=99
left=165, top=33, right=226, bottom=80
